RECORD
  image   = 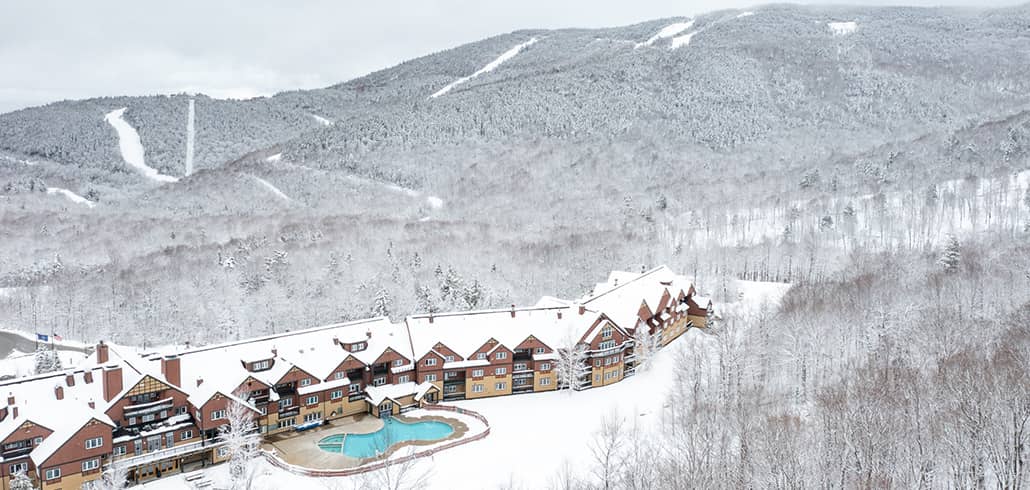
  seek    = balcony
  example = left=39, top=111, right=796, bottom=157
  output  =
left=2, top=444, right=31, bottom=459
left=372, top=364, right=389, bottom=376
left=111, top=440, right=225, bottom=469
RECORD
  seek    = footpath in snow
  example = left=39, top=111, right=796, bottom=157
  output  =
left=104, top=108, right=179, bottom=183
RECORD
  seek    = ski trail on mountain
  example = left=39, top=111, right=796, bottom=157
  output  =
left=311, top=114, right=333, bottom=126
left=430, top=37, right=539, bottom=98
left=46, top=187, right=95, bottom=208
left=104, top=107, right=178, bottom=183
left=635, top=21, right=694, bottom=48
left=251, top=175, right=291, bottom=202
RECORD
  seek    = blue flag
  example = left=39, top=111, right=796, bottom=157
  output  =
left=36, top=333, right=49, bottom=342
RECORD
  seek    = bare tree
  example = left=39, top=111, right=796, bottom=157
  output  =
left=589, top=411, right=627, bottom=490
left=631, top=325, right=659, bottom=372
left=360, top=447, right=432, bottom=490
left=555, top=339, right=588, bottom=393
left=83, top=458, right=128, bottom=490
left=219, top=393, right=260, bottom=490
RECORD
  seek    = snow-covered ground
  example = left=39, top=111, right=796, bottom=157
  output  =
left=0, top=154, right=38, bottom=166
left=139, top=280, right=789, bottom=490
left=46, top=187, right=95, bottom=208
left=737, top=11, right=755, bottom=18
left=251, top=175, right=292, bottom=202
left=104, top=108, right=179, bottom=183
left=828, top=21, right=858, bottom=36
left=670, top=31, right=700, bottom=49
left=266, top=153, right=283, bottom=163
left=636, top=20, right=694, bottom=48
left=430, top=37, right=539, bottom=98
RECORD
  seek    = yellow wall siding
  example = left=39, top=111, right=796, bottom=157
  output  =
left=465, top=374, right=512, bottom=399
left=534, top=371, right=558, bottom=392
left=661, top=317, right=693, bottom=346
left=40, top=471, right=100, bottom=490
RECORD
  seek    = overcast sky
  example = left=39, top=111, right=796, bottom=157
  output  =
left=0, top=0, right=1020, bottom=113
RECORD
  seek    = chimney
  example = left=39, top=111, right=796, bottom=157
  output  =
left=6, top=393, right=14, bottom=406
left=332, top=337, right=339, bottom=346
left=96, top=341, right=109, bottom=364
left=196, top=378, right=204, bottom=387
left=557, top=311, right=563, bottom=320
left=161, top=355, right=181, bottom=388
left=88, top=399, right=95, bottom=409
left=84, top=371, right=93, bottom=384
left=578, top=305, right=586, bottom=315
left=271, top=347, right=277, bottom=357
left=54, top=385, right=64, bottom=400
left=102, top=365, right=123, bottom=402
left=365, top=330, right=372, bottom=339
left=428, top=313, right=434, bottom=324
left=12, top=407, right=18, bottom=419
left=510, top=305, right=516, bottom=318
left=66, top=374, right=75, bottom=387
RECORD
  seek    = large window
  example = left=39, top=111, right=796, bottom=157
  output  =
left=424, top=374, right=437, bottom=382
left=495, top=382, right=507, bottom=391
left=277, top=418, right=296, bottom=429
left=181, top=430, right=193, bottom=440
left=279, top=398, right=293, bottom=409
left=398, top=375, right=410, bottom=383
left=472, top=369, right=484, bottom=377
left=393, top=359, right=404, bottom=367
left=476, top=353, right=487, bottom=360
left=425, top=358, right=437, bottom=366
left=304, top=412, right=322, bottom=422
left=495, top=351, right=507, bottom=360
left=472, top=384, right=484, bottom=393
left=349, top=383, right=360, bottom=394
left=540, top=377, right=552, bottom=386
left=535, top=347, right=545, bottom=354
left=330, top=390, right=343, bottom=400
left=45, top=468, right=61, bottom=480
left=373, top=377, right=386, bottom=386
left=82, top=459, right=100, bottom=472
left=299, top=378, right=312, bottom=387
left=305, top=395, right=318, bottom=405
left=334, top=371, right=346, bottom=380
left=9, top=463, right=27, bottom=474
left=495, top=367, right=507, bottom=376
left=602, top=327, right=613, bottom=339
left=212, top=409, right=227, bottom=420
left=540, top=363, right=551, bottom=371
left=444, top=355, right=455, bottom=362
left=85, top=437, right=103, bottom=449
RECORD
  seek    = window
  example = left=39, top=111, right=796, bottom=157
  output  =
left=134, top=440, right=142, bottom=454
left=476, top=353, right=487, bottom=360
left=82, top=457, right=100, bottom=473
left=398, top=375, right=410, bottom=383
left=495, top=351, right=507, bottom=360
left=128, top=416, right=137, bottom=425
left=595, top=359, right=602, bottom=367
left=495, top=367, right=507, bottom=376
left=349, top=383, right=360, bottom=393
left=373, top=377, right=386, bottom=386
left=159, top=410, right=168, bottom=418
left=425, top=358, right=437, bottom=366
left=444, top=371, right=458, bottom=380
left=279, top=398, right=293, bottom=408
left=472, top=369, right=484, bottom=377
left=32, top=436, right=43, bottom=445
left=299, top=378, right=312, bottom=387
left=540, top=363, right=551, bottom=371
left=514, top=363, right=527, bottom=371
left=393, top=359, right=404, bottom=367
left=424, top=374, right=437, bottom=382
left=595, top=374, right=601, bottom=382
left=45, top=468, right=61, bottom=480
left=166, top=432, right=174, bottom=448
left=330, top=390, right=343, bottom=400
left=540, top=377, right=551, bottom=386
left=181, top=430, right=193, bottom=440
left=212, top=410, right=227, bottom=420
left=535, top=347, right=545, bottom=354
left=9, top=462, right=27, bottom=474
left=252, top=360, right=270, bottom=370
left=305, top=395, right=318, bottom=405
left=259, top=406, right=267, bottom=415
left=472, top=384, right=484, bottom=393
left=142, top=413, right=156, bottom=423
left=85, top=437, right=103, bottom=449
left=334, top=371, right=346, bottom=380
left=112, top=445, right=127, bottom=456
left=304, top=412, right=322, bottom=422
left=217, top=446, right=230, bottom=457
left=176, top=406, right=188, bottom=415
left=277, top=418, right=296, bottom=429
left=444, top=384, right=457, bottom=393
left=444, top=355, right=455, bottom=362
left=495, top=382, right=507, bottom=391
left=599, top=340, right=616, bottom=350
left=602, top=327, right=613, bottom=339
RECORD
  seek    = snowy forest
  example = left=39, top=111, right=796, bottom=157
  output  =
left=1, top=2, right=1029, bottom=488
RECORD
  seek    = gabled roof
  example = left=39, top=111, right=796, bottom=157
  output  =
left=30, top=411, right=114, bottom=466
left=364, top=382, right=438, bottom=406
left=579, top=266, right=695, bottom=331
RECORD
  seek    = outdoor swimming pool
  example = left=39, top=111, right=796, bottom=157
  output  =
left=317, top=418, right=455, bottom=458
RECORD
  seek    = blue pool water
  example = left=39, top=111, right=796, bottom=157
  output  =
left=317, top=418, right=454, bottom=458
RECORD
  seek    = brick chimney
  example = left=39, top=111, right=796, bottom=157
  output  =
left=578, top=305, right=586, bottom=315
left=365, top=330, right=372, bottom=339
left=196, top=378, right=204, bottom=387
left=510, top=305, right=516, bottom=318
left=88, top=399, right=95, bottom=409
left=54, top=385, right=64, bottom=400
left=557, top=310, right=563, bottom=320
left=84, top=371, right=93, bottom=384
left=96, top=341, right=109, bottom=364
left=102, top=365, right=123, bottom=402
left=428, top=313, right=434, bottom=324
left=161, top=355, right=181, bottom=388
left=6, top=393, right=13, bottom=406
left=65, top=374, right=75, bottom=387
left=11, top=406, right=18, bottom=419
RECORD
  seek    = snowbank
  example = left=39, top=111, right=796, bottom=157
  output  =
left=104, top=108, right=178, bottom=183
left=430, top=37, right=539, bottom=98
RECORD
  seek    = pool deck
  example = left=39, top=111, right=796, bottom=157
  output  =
left=261, top=412, right=469, bottom=470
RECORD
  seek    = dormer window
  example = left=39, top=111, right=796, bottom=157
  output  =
left=495, top=351, right=507, bottom=360
left=249, top=359, right=272, bottom=372
left=477, top=353, right=487, bottom=360
left=601, top=327, right=613, bottom=339
left=299, top=378, right=312, bottom=387
left=425, top=358, right=437, bottom=366
left=393, top=359, right=404, bottom=367
left=347, top=342, right=367, bottom=352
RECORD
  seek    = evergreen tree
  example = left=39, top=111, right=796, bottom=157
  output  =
left=33, top=343, right=61, bottom=375
left=10, top=468, right=34, bottom=490
left=371, top=287, right=392, bottom=318
left=939, top=234, right=961, bottom=273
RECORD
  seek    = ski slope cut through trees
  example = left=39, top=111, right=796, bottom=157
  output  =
left=828, top=21, right=858, bottom=36
left=635, top=20, right=694, bottom=48
left=46, top=187, right=95, bottom=208
left=104, top=108, right=178, bottom=183
left=430, top=37, right=539, bottom=98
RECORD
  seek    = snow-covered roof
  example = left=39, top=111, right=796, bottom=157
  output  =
left=364, top=382, right=437, bottom=406
left=579, top=266, right=695, bottom=331
left=405, top=306, right=599, bottom=359
left=30, top=409, right=114, bottom=466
